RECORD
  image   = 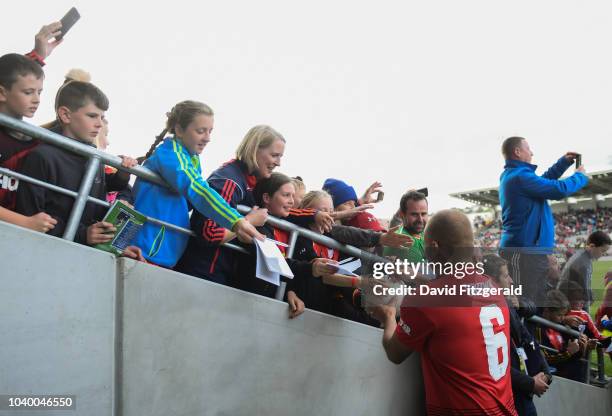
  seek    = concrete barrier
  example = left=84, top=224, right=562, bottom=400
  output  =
left=0, top=222, right=117, bottom=415
left=535, top=376, right=612, bottom=415
left=1, top=220, right=610, bottom=416
left=117, top=259, right=424, bottom=415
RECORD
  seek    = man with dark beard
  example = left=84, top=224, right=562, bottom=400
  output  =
left=383, top=190, right=428, bottom=263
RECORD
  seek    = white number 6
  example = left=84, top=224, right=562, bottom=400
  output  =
left=479, top=305, right=509, bottom=381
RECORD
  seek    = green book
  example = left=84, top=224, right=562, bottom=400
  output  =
left=95, top=200, right=146, bottom=255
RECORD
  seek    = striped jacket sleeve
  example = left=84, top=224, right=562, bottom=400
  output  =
left=286, top=208, right=317, bottom=228
left=201, top=177, right=243, bottom=243
left=157, top=140, right=243, bottom=231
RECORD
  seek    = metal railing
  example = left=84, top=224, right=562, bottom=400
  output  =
left=2, top=114, right=608, bottom=386
left=0, top=114, right=390, bottom=300
left=527, top=314, right=608, bottom=386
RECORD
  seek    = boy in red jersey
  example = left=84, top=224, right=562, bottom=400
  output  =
left=369, top=209, right=517, bottom=416
left=0, top=22, right=63, bottom=232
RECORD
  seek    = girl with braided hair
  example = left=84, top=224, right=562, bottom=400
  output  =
left=132, top=100, right=263, bottom=268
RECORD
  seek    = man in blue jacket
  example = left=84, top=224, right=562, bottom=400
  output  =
left=498, top=137, right=588, bottom=306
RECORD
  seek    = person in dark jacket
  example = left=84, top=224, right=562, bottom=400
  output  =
left=498, top=136, right=588, bottom=305
left=16, top=81, right=135, bottom=245
left=528, top=290, right=589, bottom=383
left=0, top=21, right=65, bottom=233
left=175, top=125, right=334, bottom=284
left=558, top=230, right=611, bottom=311
left=234, top=173, right=337, bottom=318
left=483, top=254, right=551, bottom=416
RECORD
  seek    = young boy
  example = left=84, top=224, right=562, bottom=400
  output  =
left=529, top=290, right=589, bottom=382
left=560, top=280, right=610, bottom=348
left=0, top=23, right=63, bottom=232
left=15, top=81, right=132, bottom=246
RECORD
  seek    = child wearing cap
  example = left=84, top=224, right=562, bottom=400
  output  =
left=322, top=178, right=385, bottom=231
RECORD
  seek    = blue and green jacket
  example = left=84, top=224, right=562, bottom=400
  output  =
left=133, top=137, right=242, bottom=267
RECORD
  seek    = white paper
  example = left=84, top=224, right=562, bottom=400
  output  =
left=255, top=241, right=280, bottom=286
left=254, top=239, right=294, bottom=287
left=334, top=258, right=361, bottom=276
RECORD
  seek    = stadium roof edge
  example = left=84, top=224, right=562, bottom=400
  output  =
left=451, top=168, right=612, bottom=207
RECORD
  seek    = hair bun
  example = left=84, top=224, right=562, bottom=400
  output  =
left=64, top=68, right=92, bottom=83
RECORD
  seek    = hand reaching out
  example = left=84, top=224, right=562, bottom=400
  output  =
left=332, top=204, right=374, bottom=221
left=314, top=211, right=334, bottom=233
left=233, top=218, right=265, bottom=243
left=359, top=181, right=382, bottom=205
left=34, top=21, right=63, bottom=59
left=379, top=225, right=414, bottom=248
left=246, top=206, right=268, bottom=227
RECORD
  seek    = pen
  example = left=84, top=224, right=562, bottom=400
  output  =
left=266, top=238, right=289, bottom=247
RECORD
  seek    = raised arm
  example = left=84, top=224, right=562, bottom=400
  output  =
left=519, top=169, right=588, bottom=200
left=368, top=305, right=414, bottom=364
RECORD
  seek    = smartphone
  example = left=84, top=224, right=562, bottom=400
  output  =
left=376, top=191, right=384, bottom=202
left=57, top=7, right=81, bottom=40
left=575, top=154, right=582, bottom=169
left=416, top=187, right=429, bottom=197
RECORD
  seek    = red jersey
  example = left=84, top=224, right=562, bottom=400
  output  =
left=0, top=128, right=38, bottom=209
left=395, top=273, right=517, bottom=416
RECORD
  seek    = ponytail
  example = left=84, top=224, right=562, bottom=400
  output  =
left=144, top=128, right=167, bottom=160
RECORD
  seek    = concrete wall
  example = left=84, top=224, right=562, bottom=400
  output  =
left=117, top=259, right=424, bottom=416
left=0, top=222, right=117, bottom=416
left=1, top=220, right=611, bottom=416
left=535, top=377, right=612, bottom=415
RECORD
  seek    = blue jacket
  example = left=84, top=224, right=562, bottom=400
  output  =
left=132, top=138, right=243, bottom=267
left=499, top=157, right=588, bottom=253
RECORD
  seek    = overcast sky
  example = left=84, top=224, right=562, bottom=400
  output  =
left=5, top=1, right=612, bottom=216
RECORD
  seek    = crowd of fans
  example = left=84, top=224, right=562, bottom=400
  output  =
left=0, top=24, right=416, bottom=325
left=2, top=21, right=612, bottom=416
left=474, top=208, right=612, bottom=261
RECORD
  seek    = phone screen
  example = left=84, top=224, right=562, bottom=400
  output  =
left=575, top=154, right=582, bottom=169
left=57, top=7, right=80, bottom=40
left=376, top=191, right=384, bottom=202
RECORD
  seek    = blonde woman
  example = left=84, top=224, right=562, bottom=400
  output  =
left=175, top=125, right=333, bottom=285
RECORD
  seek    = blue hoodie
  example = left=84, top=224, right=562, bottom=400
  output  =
left=499, top=157, right=588, bottom=253
left=133, top=137, right=243, bottom=267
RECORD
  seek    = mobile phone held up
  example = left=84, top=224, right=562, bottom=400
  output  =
left=575, top=154, right=582, bottom=169
left=57, top=7, right=80, bottom=40
left=376, top=191, right=384, bottom=203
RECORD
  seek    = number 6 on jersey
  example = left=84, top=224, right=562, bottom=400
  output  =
left=479, top=305, right=509, bottom=381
